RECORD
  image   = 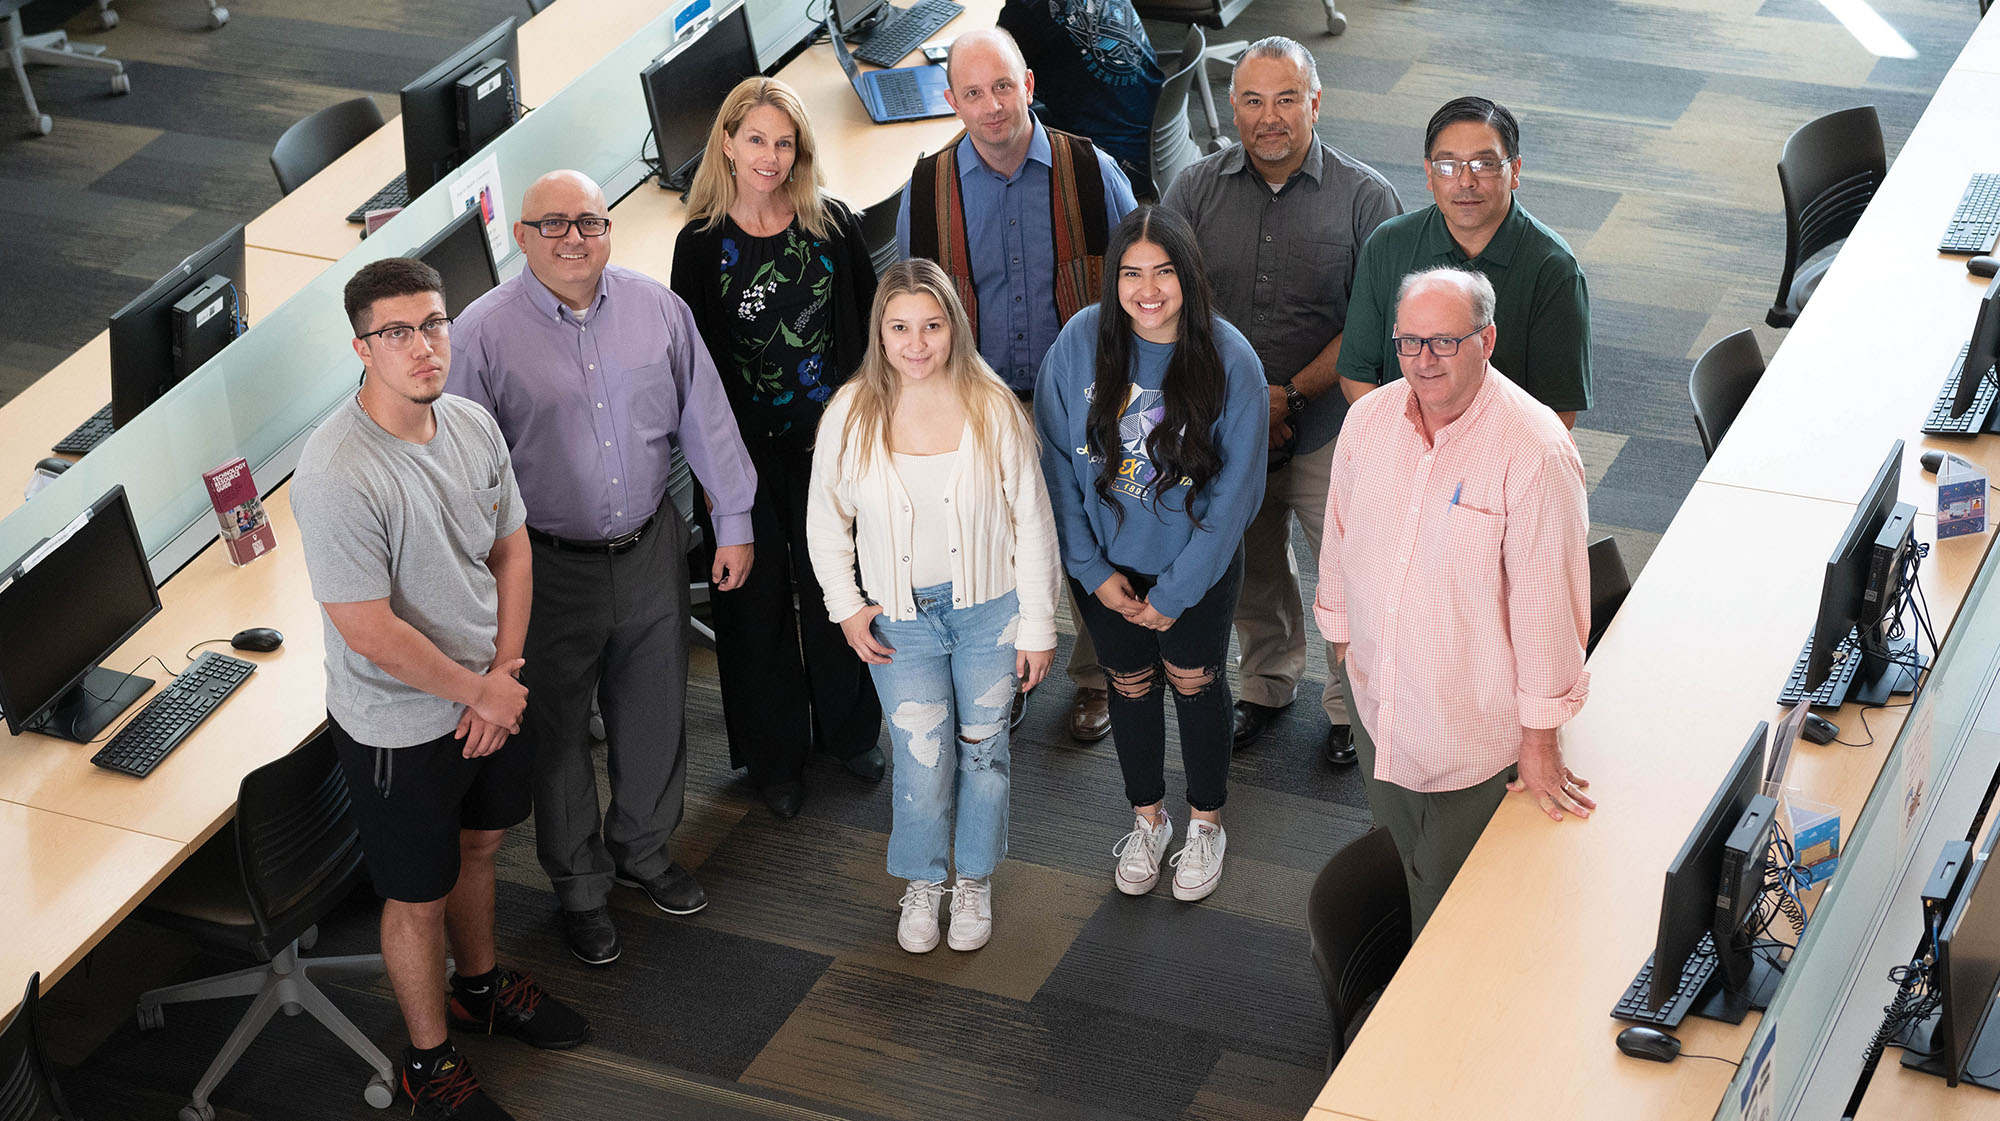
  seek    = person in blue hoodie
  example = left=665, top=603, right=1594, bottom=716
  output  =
left=1034, top=205, right=1266, bottom=904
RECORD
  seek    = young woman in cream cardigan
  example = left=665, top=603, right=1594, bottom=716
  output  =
left=806, top=258, right=1062, bottom=954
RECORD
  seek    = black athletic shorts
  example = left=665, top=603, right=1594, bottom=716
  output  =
left=327, top=713, right=534, bottom=903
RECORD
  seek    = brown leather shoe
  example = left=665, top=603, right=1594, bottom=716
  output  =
left=1068, top=687, right=1111, bottom=742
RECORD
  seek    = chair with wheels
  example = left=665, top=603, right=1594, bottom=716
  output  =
left=92, top=0, right=227, bottom=30
left=2, top=0, right=131, bottom=137
left=1688, top=328, right=1765, bottom=459
left=1134, top=0, right=1340, bottom=150
left=1767, top=105, right=1883, bottom=328
left=134, top=729, right=396, bottom=1120
left=1144, top=24, right=1204, bottom=199
left=1307, top=827, right=1411, bottom=1072
left=1, top=973, right=81, bottom=1121
left=1586, top=535, right=1632, bottom=657
left=270, top=96, right=385, bottom=196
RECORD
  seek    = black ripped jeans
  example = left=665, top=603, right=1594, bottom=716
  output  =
left=1071, top=548, right=1243, bottom=812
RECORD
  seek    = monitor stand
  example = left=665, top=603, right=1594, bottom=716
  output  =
left=1689, top=933, right=1785, bottom=1025
left=29, top=665, right=153, bottom=743
left=1900, top=1008, right=2000, bottom=1090
left=1849, top=636, right=1922, bottom=708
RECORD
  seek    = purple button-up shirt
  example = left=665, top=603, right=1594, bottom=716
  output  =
left=447, top=264, right=756, bottom=545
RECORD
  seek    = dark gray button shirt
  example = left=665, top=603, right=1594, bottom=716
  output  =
left=1160, top=139, right=1401, bottom=453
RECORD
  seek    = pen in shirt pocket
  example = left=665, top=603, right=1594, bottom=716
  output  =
left=1450, top=481, right=1463, bottom=508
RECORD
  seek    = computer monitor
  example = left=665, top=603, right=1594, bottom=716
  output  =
left=1796, top=440, right=1917, bottom=707
left=832, top=0, right=887, bottom=34
left=402, top=19, right=521, bottom=197
left=108, top=224, right=248, bottom=427
left=1902, top=813, right=2000, bottom=1089
left=1950, top=273, right=2000, bottom=419
left=640, top=1, right=760, bottom=192
left=411, top=205, right=500, bottom=319
left=0, top=486, right=161, bottom=743
left=1640, top=722, right=1773, bottom=1021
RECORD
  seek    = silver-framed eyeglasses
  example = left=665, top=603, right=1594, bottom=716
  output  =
left=1390, top=327, right=1486, bottom=358
left=1428, top=157, right=1516, bottom=180
left=357, top=316, right=452, bottom=349
left=527, top=217, right=611, bottom=238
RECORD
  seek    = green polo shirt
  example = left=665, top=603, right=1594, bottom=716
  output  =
left=1337, top=200, right=1592, bottom=413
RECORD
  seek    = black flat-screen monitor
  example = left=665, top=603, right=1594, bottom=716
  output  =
left=402, top=19, right=521, bottom=197
left=1802, top=440, right=1904, bottom=694
left=0, top=486, right=161, bottom=742
left=411, top=206, right=500, bottom=319
left=1951, top=273, right=2000, bottom=418
left=109, top=224, right=247, bottom=428
left=1646, top=722, right=1767, bottom=1014
left=1905, top=813, right=2000, bottom=1087
left=640, top=1, right=760, bottom=191
left=833, top=0, right=887, bottom=34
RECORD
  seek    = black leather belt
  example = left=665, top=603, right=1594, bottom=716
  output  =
left=527, top=516, right=653, bottom=556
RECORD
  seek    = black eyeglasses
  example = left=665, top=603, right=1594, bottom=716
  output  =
left=357, top=316, right=452, bottom=349
left=1390, top=326, right=1486, bottom=358
left=526, top=217, right=611, bottom=238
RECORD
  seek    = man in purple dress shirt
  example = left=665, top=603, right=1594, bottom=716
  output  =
left=447, top=170, right=758, bottom=966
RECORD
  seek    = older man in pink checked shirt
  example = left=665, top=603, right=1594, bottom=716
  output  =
left=1316, top=265, right=1594, bottom=936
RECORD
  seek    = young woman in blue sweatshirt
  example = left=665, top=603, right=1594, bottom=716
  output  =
left=1033, top=205, right=1267, bottom=903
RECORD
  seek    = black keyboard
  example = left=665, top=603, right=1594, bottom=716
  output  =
left=1939, top=173, right=2000, bottom=254
left=1777, top=627, right=1863, bottom=707
left=875, top=70, right=927, bottom=117
left=90, top=651, right=256, bottom=778
left=853, top=0, right=963, bottom=67
left=346, top=170, right=411, bottom=225
left=1612, top=932, right=1720, bottom=1028
left=1923, top=342, right=1997, bottom=435
left=53, top=403, right=115, bottom=456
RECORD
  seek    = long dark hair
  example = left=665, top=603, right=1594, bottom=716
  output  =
left=1087, top=206, right=1227, bottom=526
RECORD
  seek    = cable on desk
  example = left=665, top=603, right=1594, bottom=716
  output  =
left=184, top=638, right=234, bottom=660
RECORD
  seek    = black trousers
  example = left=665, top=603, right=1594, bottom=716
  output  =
left=697, top=442, right=882, bottom=787
left=1072, top=548, right=1243, bottom=812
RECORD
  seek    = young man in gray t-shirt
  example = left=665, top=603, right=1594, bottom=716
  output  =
left=292, top=258, right=586, bottom=1121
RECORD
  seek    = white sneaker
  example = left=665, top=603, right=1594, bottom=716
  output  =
left=897, top=880, right=945, bottom=953
left=947, top=875, right=993, bottom=951
left=1170, top=820, right=1227, bottom=901
left=1112, top=811, right=1174, bottom=895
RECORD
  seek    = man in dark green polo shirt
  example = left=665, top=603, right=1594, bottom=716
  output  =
left=1337, top=97, right=1591, bottom=427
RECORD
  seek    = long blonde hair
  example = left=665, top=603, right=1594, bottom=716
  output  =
left=836, top=259, right=1025, bottom=473
left=684, top=77, right=832, bottom=240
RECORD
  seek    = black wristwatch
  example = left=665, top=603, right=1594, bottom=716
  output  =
left=1282, top=380, right=1307, bottom=416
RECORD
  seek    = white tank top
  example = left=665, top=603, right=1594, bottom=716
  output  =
left=892, top=448, right=958, bottom=589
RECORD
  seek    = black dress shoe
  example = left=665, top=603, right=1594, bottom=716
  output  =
left=762, top=780, right=805, bottom=819
left=561, top=905, right=620, bottom=965
left=1009, top=688, right=1028, bottom=730
left=614, top=862, right=708, bottom=915
left=1324, top=724, right=1357, bottom=767
left=1231, top=700, right=1287, bottom=750
left=843, top=745, right=887, bottom=782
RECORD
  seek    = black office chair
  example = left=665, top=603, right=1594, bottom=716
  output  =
left=269, top=96, right=386, bottom=196
left=135, top=730, right=396, bottom=1121
left=1144, top=25, right=1205, bottom=200
left=1689, top=328, right=1766, bottom=459
left=524, top=0, right=552, bottom=13
left=1307, top=828, right=1411, bottom=1072
left=860, top=194, right=900, bottom=278
left=1766, top=105, right=1883, bottom=329
left=1, top=973, right=80, bottom=1121
left=1587, top=535, right=1632, bottom=656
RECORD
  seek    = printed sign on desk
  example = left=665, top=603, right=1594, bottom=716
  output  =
left=446, top=154, right=510, bottom=268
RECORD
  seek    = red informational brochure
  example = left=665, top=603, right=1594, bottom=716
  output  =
left=203, top=456, right=277, bottom=566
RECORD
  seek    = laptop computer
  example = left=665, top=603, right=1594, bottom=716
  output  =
left=825, top=12, right=953, bottom=123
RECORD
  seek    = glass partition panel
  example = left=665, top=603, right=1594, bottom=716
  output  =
left=0, top=5, right=687, bottom=571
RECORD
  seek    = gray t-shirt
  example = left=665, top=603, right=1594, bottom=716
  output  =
left=291, top=393, right=526, bottom=748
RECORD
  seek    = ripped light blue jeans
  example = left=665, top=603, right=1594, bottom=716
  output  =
left=866, top=584, right=1019, bottom=882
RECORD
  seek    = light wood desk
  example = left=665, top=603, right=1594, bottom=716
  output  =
left=0, top=248, right=332, bottom=524
left=0, top=802, right=186, bottom=1023
left=1313, top=481, right=1971, bottom=1121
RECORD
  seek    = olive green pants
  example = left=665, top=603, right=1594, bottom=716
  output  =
left=1336, top=657, right=1513, bottom=938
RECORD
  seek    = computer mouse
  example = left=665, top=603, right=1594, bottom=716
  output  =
left=1922, top=450, right=1947, bottom=474
left=230, top=627, right=284, bottom=653
left=1802, top=713, right=1839, bottom=744
left=1615, top=1025, right=1681, bottom=1063
left=34, top=457, right=70, bottom=476
left=1971, top=255, right=2000, bottom=279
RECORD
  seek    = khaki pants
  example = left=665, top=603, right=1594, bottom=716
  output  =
left=1064, top=582, right=1105, bottom=692
left=1232, top=436, right=1348, bottom=723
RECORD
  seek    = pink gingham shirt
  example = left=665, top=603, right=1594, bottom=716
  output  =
left=1316, top=367, right=1590, bottom=793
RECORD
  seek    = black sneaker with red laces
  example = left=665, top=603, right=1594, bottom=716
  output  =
left=402, top=1046, right=514, bottom=1121
left=448, top=967, right=591, bottom=1050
